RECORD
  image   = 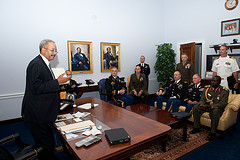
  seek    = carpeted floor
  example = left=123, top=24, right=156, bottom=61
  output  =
left=130, top=125, right=209, bottom=160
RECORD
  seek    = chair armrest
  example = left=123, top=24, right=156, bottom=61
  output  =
left=227, top=104, right=239, bottom=112
left=17, top=146, right=43, bottom=160
left=101, top=92, right=117, bottom=105
left=227, top=95, right=240, bottom=112
left=0, top=133, right=19, bottom=145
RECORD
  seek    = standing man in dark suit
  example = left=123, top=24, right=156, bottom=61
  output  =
left=22, top=39, right=71, bottom=160
left=137, top=56, right=150, bottom=90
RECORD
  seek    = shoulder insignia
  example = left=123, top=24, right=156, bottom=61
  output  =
left=205, top=85, right=211, bottom=88
left=214, top=57, right=220, bottom=60
left=222, top=86, right=229, bottom=91
left=229, top=56, right=236, bottom=59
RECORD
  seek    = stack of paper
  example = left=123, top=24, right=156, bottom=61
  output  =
left=59, top=120, right=95, bottom=134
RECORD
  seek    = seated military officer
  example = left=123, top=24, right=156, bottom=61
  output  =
left=183, top=74, right=205, bottom=113
left=169, top=74, right=205, bottom=113
left=156, top=71, right=188, bottom=112
left=189, top=76, right=229, bottom=141
left=129, top=65, right=149, bottom=104
left=105, top=67, right=133, bottom=107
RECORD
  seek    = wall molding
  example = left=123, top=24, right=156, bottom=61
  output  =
left=0, top=93, right=24, bottom=100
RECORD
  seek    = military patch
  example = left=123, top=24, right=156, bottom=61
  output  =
left=178, top=84, right=183, bottom=89
left=225, top=62, right=231, bottom=65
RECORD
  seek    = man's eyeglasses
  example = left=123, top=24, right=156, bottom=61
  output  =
left=45, top=48, right=58, bottom=53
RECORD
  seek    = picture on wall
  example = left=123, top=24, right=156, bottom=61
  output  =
left=221, top=18, right=240, bottom=37
left=68, top=41, right=93, bottom=74
left=101, top=42, right=121, bottom=72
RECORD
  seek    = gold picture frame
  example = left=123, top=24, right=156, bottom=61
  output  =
left=68, top=41, right=93, bottom=74
left=101, top=42, right=121, bottom=72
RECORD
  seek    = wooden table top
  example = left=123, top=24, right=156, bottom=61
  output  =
left=56, top=97, right=171, bottom=160
left=144, top=109, right=181, bottom=126
left=124, top=103, right=157, bottom=115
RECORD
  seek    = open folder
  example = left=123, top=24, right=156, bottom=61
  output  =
left=52, top=68, right=69, bottom=84
left=59, top=120, right=95, bottom=134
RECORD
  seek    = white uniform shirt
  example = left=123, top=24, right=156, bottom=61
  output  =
left=211, top=55, right=239, bottom=88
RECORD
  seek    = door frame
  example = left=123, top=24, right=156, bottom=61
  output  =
left=177, top=40, right=206, bottom=79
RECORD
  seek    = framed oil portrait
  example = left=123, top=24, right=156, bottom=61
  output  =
left=221, top=18, right=240, bottom=37
left=101, top=42, right=121, bottom=72
left=68, top=41, right=93, bottom=74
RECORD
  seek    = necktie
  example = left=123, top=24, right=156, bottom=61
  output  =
left=48, top=64, right=56, bottom=80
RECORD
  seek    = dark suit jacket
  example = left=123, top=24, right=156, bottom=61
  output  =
left=22, top=55, right=60, bottom=123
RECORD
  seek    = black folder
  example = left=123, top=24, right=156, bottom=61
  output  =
left=105, top=128, right=131, bottom=145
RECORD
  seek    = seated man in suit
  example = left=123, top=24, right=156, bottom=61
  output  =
left=104, top=47, right=118, bottom=69
left=105, top=67, right=133, bottom=107
left=156, top=71, right=188, bottom=112
left=129, top=65, right=149, bottom=104
left=72, top=47, right=90, bottom=71
left=189, top=76, right=229, bottom=141
left=182, top=74, right=205, bottom=113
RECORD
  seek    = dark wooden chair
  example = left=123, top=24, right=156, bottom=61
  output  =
left=0, top=133, right=43, bottom=160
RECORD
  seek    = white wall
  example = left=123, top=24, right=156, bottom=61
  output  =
left=0, top=0, right=164, bottom=120
left=1, top=0, right=239, bottom=121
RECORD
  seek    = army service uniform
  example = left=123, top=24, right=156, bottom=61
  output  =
left=192, top=85, right=229, bottom=133
left=183, top=83, right=205, bottom=113
left=105, top=75, right=133, bottom=107
left=157, top=79, right=188, bottom=112
left=176, top=61, right=194, bottom=84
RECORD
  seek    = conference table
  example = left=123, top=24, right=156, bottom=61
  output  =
left=55, top=97, right=171, bottom=160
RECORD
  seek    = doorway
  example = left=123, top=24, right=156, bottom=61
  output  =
left=180, top=42, right=202, bottom=76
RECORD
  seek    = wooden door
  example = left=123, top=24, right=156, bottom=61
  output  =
left=180, top=42, right=195, bottom=64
